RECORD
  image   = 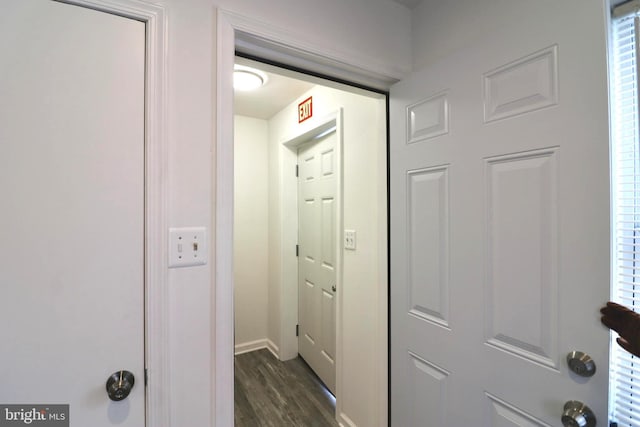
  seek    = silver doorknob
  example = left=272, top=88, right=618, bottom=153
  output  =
left=106, top=370, right=135, bottom=401
left=561, top=401, right=596, bottom=427
left=566, top=351, right=596, bottom=377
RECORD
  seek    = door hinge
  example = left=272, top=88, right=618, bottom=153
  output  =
left=296, top=324, right=299, bottom=337
left=144, top=368, right=148, bottom=386
left=295, top=164, right=299, bottom=177
left=296, top=244, right=299, bottom=257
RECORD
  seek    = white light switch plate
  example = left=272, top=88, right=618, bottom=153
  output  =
left=344, top=229, right=356, bottom=250
left=169, top=227, right=207, bottom=268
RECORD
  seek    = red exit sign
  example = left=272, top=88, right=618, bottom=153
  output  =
left=298, top=96, right=312, bottom=123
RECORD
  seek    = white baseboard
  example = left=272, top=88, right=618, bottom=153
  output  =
left=234, top=338, right=280, bottom=358
left=265, top=339, right=279, bottom=358
left=234, top=339, right=267, bottom=355
left=338, top=412, right=357, bottom=427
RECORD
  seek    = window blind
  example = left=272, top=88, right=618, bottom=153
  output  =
left=612, top=4, right=640, bottom=426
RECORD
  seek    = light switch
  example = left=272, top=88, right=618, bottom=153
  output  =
left=344, top=229, right=356, bottom=250
left=169, top=227, right=207, bottom=268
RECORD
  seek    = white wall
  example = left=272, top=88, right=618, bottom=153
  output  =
left=163, top=1, right=214, bottom=425
left=267, top=105, right=283, bottom=352
left=150, top=0, right=411, bottom=424
left=217, top=0, right=411, bottom=79
left=267, top=85, right=387, bottom=427
left=234, top=115, right=269, bottom=352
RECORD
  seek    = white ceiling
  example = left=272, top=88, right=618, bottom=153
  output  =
left=233, top=55, right=388, bottom=119
left=234, top=58, right=314, bottom=120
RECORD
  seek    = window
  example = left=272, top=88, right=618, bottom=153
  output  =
left=611, top=2, right=640, bottom=425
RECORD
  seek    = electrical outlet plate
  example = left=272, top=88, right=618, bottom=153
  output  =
left=344, top=229, right=356, bottom=250
left=168, top=227, right=207, bottom=268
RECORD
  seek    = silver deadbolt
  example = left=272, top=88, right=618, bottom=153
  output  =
left=106, top=370, right=135, bottom=401
left=566, top=351, right=596, bottom=377
left=331, top=285, right=336, bottom=292
left=561, top=401, right=596, bottom=427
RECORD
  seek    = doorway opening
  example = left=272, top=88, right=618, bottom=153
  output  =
left=232, top=55, right=388, bottom=425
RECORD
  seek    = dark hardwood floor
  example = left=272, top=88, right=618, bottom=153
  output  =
left=234, top=349, right=339, bottom=427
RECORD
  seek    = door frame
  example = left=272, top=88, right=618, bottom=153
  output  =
left=281, top=111, right=343, bottom=365
left=56, top=1, right=169, bottom=425
left=215, top=8, right=394, bottom=426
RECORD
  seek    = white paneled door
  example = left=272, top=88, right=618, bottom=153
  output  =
left=0, top=1, right=146, bottom=425
left=390, top=1, right=609, bottom=426
left=298, top=131, right=338, bottom=394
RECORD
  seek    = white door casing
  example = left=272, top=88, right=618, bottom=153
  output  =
left=297, top=131, right=338, bottom=394
left=390, top=2, right=610, bottom=426
left=216, top=11, right=393, bottom=426
left=0, top=0, right=169, bottom=424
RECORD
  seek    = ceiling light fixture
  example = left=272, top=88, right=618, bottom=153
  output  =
left=233, top=65, right=267, bottom=91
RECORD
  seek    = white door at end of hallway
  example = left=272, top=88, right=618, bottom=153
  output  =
left=297, top=131, right=338, bottom=394
left=390, top=1, right=609, bottom=425
left=0, top=1, right=146, bottom=425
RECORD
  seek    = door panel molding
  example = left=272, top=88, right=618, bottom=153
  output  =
left=484, top=148, right=559, bottom=371
left=57, top=1, right=169, bottom=425
left=406, top=164, right=451, bottom=329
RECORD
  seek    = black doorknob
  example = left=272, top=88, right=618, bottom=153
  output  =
left=106, top=370, right=135, bottom=401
